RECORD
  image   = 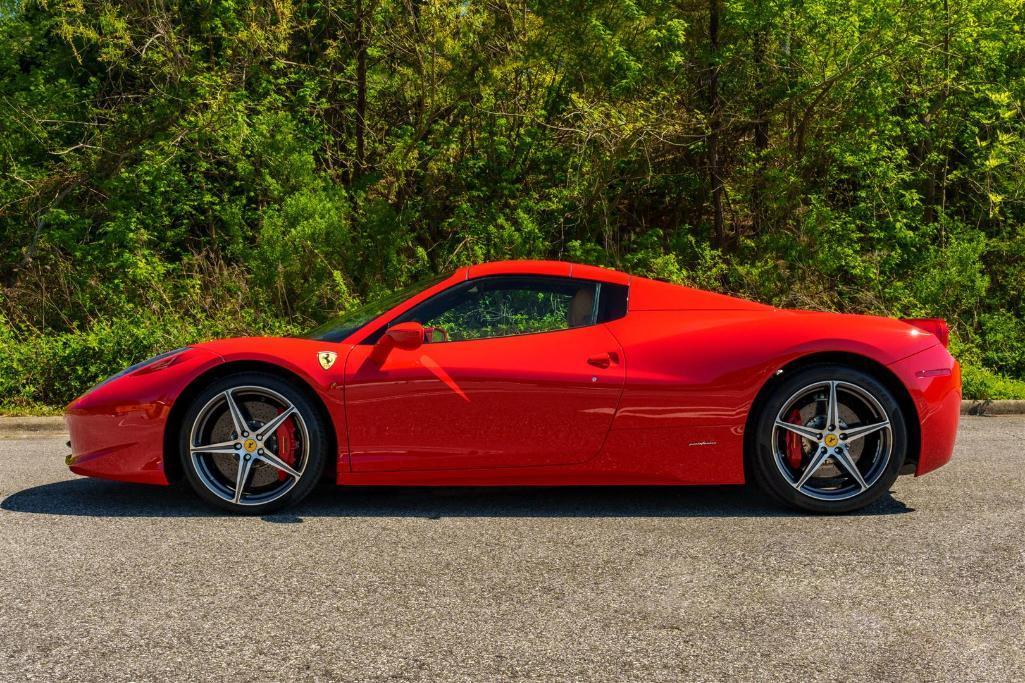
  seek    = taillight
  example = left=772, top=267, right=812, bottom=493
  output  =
left=901, top=318, right=950, bottom=348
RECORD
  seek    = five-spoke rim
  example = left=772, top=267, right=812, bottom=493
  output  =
left=189, top=386, right=309, bottom=506
left=771, top=380, right=892, bottom=501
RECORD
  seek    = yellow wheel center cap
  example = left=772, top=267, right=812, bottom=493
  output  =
left=243, top=439, right=257, bottom=453
left=824, top=434, right=839, bottom=448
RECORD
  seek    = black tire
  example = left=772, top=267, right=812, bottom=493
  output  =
left=178, top=372, right=327, bottom=514
left=749, top=364, right=907, bottom=514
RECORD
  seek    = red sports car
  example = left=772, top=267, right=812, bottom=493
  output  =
left=64, top=260, right=960, bottom=514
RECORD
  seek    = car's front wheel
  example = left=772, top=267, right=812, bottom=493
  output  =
left=179, top=372, right=326, bottom=514
left=750, top=364, right=907, bottom=513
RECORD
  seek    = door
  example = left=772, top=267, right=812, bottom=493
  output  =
left=343, top=276, right=625, bottom=472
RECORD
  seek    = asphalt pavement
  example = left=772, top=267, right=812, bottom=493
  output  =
left=1, top=416, right=1023, bottom=682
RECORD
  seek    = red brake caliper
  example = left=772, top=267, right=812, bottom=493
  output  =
left=273, top=410, right=297, bottom=482
left=785, top=408, right=805, bottom=469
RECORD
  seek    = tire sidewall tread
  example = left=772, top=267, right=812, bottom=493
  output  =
left=750, top=364, right=907, bottom=514
left=178, top=372, right=327, bottom=515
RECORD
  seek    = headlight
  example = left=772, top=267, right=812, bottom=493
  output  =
left=91, top=348, right=190, bottom=391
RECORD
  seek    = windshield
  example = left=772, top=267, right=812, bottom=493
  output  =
left=303, top=272, right=452, bottom=342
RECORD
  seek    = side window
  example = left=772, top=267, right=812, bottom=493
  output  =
left=597, top=283, right=628, bottom=323
left=396, top=276, right=600, bottom=342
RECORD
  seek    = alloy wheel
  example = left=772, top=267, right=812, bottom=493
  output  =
left=770, top=380, right=893, bottom=502
left=188, top=385, right=310, bottom=507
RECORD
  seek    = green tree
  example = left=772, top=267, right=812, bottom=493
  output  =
left=1, top=0, right=1024, bottom=408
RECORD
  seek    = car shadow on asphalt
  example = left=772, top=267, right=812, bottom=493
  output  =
left=0, top=478, right=915, bottom=519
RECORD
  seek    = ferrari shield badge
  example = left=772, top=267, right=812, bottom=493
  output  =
left=318, top=351, right=337, bottom=371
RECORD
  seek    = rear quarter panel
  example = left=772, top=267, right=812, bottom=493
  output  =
left=601, top=307, right=940, bottom=484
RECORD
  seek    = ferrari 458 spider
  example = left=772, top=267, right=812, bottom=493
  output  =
left=65, top=260, right=960, bottom=514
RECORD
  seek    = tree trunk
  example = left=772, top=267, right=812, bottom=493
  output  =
left=354, top=0, right=368, bottom=176
left=707, top=0, right=725, bottom=249
left=924, top=0, right=950, bottom=229
left=752, top=23, right=769, bottom=236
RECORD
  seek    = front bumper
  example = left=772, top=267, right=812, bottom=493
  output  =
left=65, top=348, right=224, bottom=484
left=66, top=404, right=173, bottom=484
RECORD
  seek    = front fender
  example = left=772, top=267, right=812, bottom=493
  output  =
left=66, top=347, right=225, bottom=484
left=191, top=337, right=350, bottom=479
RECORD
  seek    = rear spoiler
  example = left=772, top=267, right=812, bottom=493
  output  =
left=901, top=318, right=950, bottom=348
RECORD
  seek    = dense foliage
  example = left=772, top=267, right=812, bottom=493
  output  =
left=2, top=0, right=1024, bottom=409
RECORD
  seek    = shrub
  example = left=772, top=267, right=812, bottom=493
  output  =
left=0, top=313, right=301, bottom=408
left=961, top=363, right=1025, bottom=401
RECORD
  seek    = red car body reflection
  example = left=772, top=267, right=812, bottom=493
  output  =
left=66, top=260, right=960, bottom=488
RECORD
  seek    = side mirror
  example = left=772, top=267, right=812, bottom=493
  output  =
left=383, top=322, right=425, bottom=351
left=369, top=322, right=425, bottom=364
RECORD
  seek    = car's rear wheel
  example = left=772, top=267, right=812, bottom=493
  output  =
left=750, top=365, right=907, bottom=513
left=179, top=372, right=326, bottom=514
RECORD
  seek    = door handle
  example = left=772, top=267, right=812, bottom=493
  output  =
left=587, top=352, right=616, bottom=369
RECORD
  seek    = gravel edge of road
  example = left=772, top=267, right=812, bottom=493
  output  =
left=960, top=399, right=1025, bottom=415
left=1, top=400, right=1023, bottom=436
left=0, top=416, right=67, bottom=436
